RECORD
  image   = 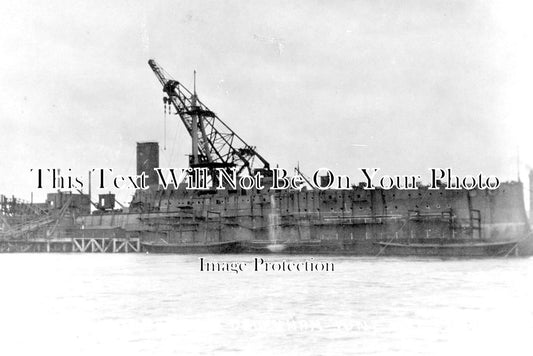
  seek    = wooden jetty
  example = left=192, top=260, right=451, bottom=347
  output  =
left=0, top=236, right=140, bottom=253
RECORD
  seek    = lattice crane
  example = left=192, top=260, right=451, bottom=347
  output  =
left=148, top=60, right=270, bottom=176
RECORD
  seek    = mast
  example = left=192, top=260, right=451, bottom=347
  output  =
left=191, top=70, right=199, bottom=165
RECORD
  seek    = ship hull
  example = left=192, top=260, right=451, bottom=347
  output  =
left=141, top=240, right=241, bottom=254
left=75, top=180, right=532, bottom=257
left=240, top=240, right=376, bottom=255
left=373, top=239, right=520, bottom=257
left=237, top=238, right=529, bottom=257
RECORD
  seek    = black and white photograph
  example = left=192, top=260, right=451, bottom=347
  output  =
left=1, top=0, right=532, bottom=355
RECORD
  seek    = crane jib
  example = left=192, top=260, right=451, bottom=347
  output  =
left=147, top=59, right=271, bottom=175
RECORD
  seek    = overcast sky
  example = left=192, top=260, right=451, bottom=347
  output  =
left=1, top=0, right=533, bottom=204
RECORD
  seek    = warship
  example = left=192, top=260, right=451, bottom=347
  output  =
left=1, top=60, right=531, bottom=257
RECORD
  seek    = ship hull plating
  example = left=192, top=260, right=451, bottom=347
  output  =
left=142, top=240, right=241, bottom=254
left=74, top=181, right=531, bottom=257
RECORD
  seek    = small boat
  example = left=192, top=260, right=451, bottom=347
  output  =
left=374, top=239, right=520, bottom=257
left=240, top=240, right=350, bottom=254
left=141, top=240, right=242, bottom=254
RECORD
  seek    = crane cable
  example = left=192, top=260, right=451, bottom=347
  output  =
left=163, top=98, right=167, bottom=151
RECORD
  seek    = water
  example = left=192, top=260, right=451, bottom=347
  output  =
left=0, top=254, right=532, bottom=356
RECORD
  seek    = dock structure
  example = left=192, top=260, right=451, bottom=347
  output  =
left=0, top=237, right=140, bottom=253
left=70, top=227, right=141, bottom=252
left=71, top=237, right=140, bottom=253
left=1, top=192, right=141, bottom=253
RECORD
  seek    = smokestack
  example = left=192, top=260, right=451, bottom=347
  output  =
left=137, top=142, right=159, bottom=189
left=88, top=170, right=92, bottom=204
left=529, top=170, right=533, bottom=225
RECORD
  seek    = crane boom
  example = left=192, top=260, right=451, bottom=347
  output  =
left=148, top=59, right=270, bottom=175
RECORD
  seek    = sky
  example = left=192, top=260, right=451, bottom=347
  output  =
left=1, top=0, right=533, bottom=205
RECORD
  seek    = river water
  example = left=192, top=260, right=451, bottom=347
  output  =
left=0, top=254, right=532, bottom=355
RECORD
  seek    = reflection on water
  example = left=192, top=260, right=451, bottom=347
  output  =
left=0, top=254, right=532, bottom=355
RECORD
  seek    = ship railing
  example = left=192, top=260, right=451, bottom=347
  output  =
left=407, top=210, right=454, bottom=220
left=291, top=211, right=402, bottom=218
left=287, top=212, right=405, bottom=224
